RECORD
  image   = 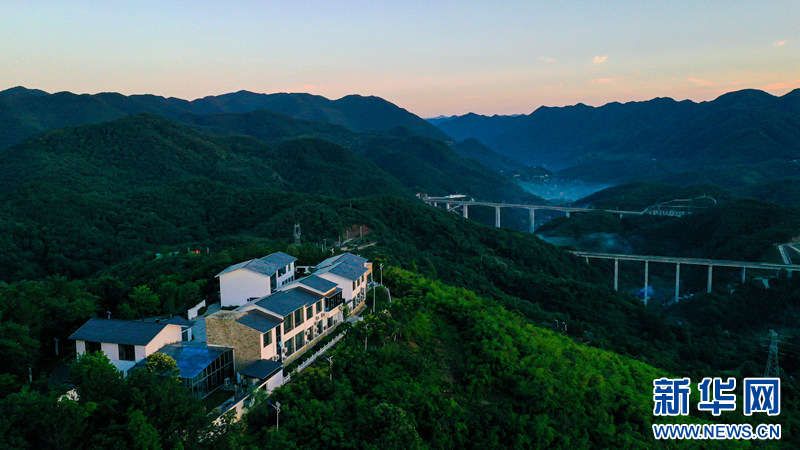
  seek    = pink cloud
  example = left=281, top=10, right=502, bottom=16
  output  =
left=592, top=55, right=608, bottom=64
left=590, top=78, right=614, bottom=84
left=687, top=77, right=716, bottom=87
left=762, top=79, right=800, bottom=90
left=775, top=41, right=787, bottom=47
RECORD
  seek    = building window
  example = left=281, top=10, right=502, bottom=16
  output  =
left=263, top=330, right=272, bottom=348
left=306, top=306, right=313, bottom=320
left=316, top=300, right=322, bottom=314
left=118, top=344, right=135, bottom=361
left=294, top=309, right=303, bottom=326
left=352, top=281, right=356, bottom=290
left=294, top=332, right=304, bottom=351
left=284, top=314, right=294, bottom=333
left=86, top=341, right=102, bottom=354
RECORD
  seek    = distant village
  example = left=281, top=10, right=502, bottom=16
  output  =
left=68, top=251, right=374, bottom=416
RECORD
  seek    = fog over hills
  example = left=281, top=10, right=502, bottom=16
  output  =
left=433, top=88, right=800, bottom=184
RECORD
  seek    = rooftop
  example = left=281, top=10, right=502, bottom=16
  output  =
left=164, top=316, right=193, bottom=328
left=296, top=274, right=338, bottom=293
left=314, top=253, right=369, bottom=281
left=239, top=359, right=283, bottom=380
left=235, top=310, right=282, bottom=333
left=256, top=287, right=321, bottom=317
left=215, top=251, right=297, bottom=278
left=69, top=318, right=180, bottom=346
left=153, top=342, right=232, bottom=379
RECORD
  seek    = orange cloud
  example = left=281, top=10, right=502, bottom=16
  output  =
left=774, top=41, right=787, bottom=47
left=593, top=55, right=608, bottom=64
left=687, top=77, right=716, bottom=87
left=590, top=78, right=614, bottom=84
left=762, top=79, right=800, bottom=90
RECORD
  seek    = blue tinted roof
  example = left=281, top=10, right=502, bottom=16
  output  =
left=239, top=359, right=283, bottom=380
left=216, top=252, right=297, bottom=277
left=69, top=318, right=177, bottom=346
left=256, top=287, right=321, bottom=317
left=314, top=253, right=369, bottom=281
left=155, top=342, right=232, bottom=379
left=297, top=275, right=338, bottom=293
left=236, top=310, right=281, bottom=332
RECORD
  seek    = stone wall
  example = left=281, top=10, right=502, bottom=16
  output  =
left=206, top=310, right=261, bottom=371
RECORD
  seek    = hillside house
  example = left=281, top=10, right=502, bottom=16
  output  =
left=69, top=318, right=184, bottom=374
left=206, top=275, right=347, bottom=388
left=312, top=253, right=373, bottom=309
left=216, top=252, right=297, bottom=307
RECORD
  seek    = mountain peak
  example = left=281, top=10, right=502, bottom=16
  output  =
left=0, top=86, right=49, bottom=98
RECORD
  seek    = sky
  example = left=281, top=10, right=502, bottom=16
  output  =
left=2, top=1, right=799, bottom=117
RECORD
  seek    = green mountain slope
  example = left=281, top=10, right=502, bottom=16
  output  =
left=0, top=87, right=449, bottom=150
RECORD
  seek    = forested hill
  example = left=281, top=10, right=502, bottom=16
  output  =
left=0, top=87, right=449, bottom=150
left=0, top=114, right=538, bottom=279
left=433, top=88, right=800, bottom=183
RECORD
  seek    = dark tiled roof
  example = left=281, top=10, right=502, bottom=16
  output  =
left=154, top=342, right=232, bottom=379
left=239, top=359, right=283, bottom=380
left=328, top=262, right=368, bottom=280
left=215, top=252, right=297, bottom=277
left=236, top=310, right=282, bottom=332
left=297, top=275, right=338, bottom=293
left=69, top=318, right=178, bottom=346
left=165, top=316, right=193, bottom=328
left=315, top=253, right=367, bottom=270
left=314, top=253, right=369, bottom=281
left=255, top=287, right=321, bottom=317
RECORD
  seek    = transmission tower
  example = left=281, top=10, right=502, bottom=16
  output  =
left=293, top=223, right=301, bottom=245
left=764, top=329, right=780, bottom=378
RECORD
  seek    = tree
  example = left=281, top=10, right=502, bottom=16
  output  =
left=128, top=285, right=160, bottom=317
left=145, top=353, right=179, bottom=378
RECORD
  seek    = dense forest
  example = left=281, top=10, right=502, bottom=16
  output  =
left=1, top=91, right=799, bottom=447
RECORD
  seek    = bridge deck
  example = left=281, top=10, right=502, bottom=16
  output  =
left=570, top=251, right=800, bottom=271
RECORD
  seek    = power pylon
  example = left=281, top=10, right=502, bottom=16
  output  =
left=764, top=329, right=780, bottom=378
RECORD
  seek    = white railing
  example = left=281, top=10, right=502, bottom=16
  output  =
left=188, top=300, right=207, bottom=320
left=291, top=331, right=347, bottom=375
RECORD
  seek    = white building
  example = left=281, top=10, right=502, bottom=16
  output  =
left=206, top=275, right=347, bottom=390
left=312, top=253, right=373, bottom=309
left=216, top=252, right=297, bottom=307
left=69, top=318, right=184, bottom=374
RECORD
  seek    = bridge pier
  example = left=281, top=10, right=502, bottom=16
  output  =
left=566, top=211, right=571, bottom=218
left=463, top=205, right=469, bottom=219
left=644, top=260, right=649, bottom=306
left=675, top=263, right=680, bottom=301
left=528, top=208, right=535, bottom=233
left=741, top=267, right=746, bottom=284
left=614, top=259, right=619, bottom=291
left=494, top=207, right=501, bottom=228
left=707, top=266, right=713, bottom=293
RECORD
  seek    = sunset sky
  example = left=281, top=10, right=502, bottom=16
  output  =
left=2, top=1, right=799, bottom=116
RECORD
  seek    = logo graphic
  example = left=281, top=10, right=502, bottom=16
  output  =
left=697, top=377, right=736, bottom=415
left=743, top=378, right=780, bottom=416
left=653, top=377, right=691, bottom=416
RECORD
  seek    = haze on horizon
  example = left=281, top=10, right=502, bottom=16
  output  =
left=2, top=1, right=799, bottom=117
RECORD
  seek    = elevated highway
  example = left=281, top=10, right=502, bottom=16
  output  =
left=570, top=251, right=800, bottom=305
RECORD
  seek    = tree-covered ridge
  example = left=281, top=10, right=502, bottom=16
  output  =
left=240, top=269, right=746, bottom=449
left=434, top=88, right=800, bottom=185
left=0, top=87, right=450, bottom=150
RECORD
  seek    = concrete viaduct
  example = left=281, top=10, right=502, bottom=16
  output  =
left=570, top=251, right=800, bottom=305
left=420, top=196, right=648, bottom=233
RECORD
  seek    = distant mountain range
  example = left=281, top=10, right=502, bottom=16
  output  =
left=431, top=89, right=800, bottom=184
left=0, top=87, right=450, bottom=150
